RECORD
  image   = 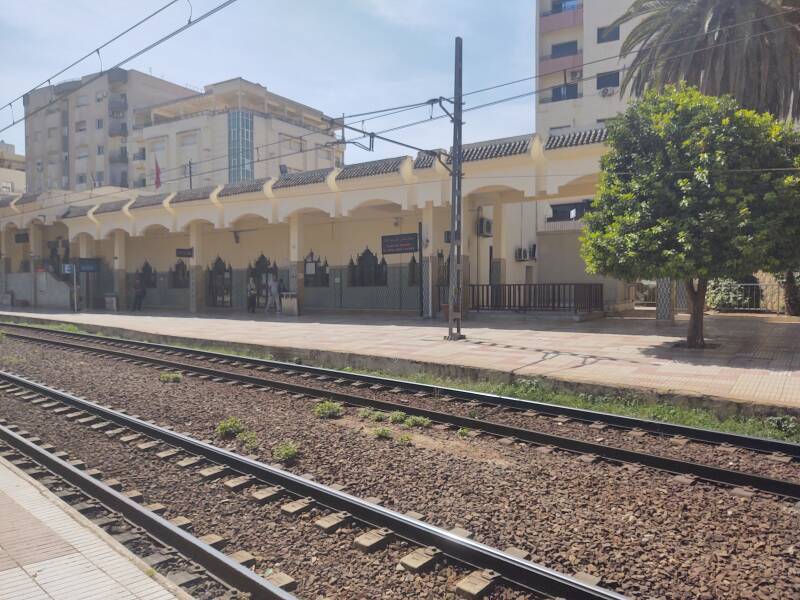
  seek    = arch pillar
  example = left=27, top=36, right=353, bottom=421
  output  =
left=491, top=200, right=506, bottom=285
left=288, top=213, right=304, bottom=315
left=78, top=234, right=95, bottom=311
left=0, top=230, right=8, bottom=296
left=421, top=201, right=446, bottom=318
left=113, top=230, right=128, bottom=310
left=189, top=222, right=206, bottom=313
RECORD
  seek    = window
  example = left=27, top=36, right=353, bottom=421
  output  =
left=76, top=95, right=89, bottom=107
left=95, top=91, right=104, bottom=103
left=77, top=147, right=89, bottom=159
left=76, top=174, right=87, bottom=184
left=548, top=200, right=592, bottom=222
left=180, top=132, right=197, bottom=147
left=97, top=145, right=104, bottom=156
left=597, top=70, right=620, bottom=89
left=228, top=110, right=254, bottom=184
left=551, top=0, right=579, bottom=13
left=75, top=120, right=87, bottom=132
left=47, top=127, right=58, bottom=139
left=95, top=172, right=104, bottom=186
left=549, top=125, right=571, bottom=135
left=280, top=134, right=304, bottom=153
left=318, top=148, right=332, bottom=161
left=597, top=25, right=620, bottom=43
left=551, top=40, right=578, bottom=59
left=552, top=83, right=579, bottom=102
left=96, top=118, right=104, bottom=130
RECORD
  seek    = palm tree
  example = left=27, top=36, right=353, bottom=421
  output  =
left=614, top=0, right=800, bottom=315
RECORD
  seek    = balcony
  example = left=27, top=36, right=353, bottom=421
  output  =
left=109, top=123, right=128, bottom=137
left=540, top=5, right=582, bottom=34
left=539, top=51, right=583, bottom=77
left=108, top=99, right=128, bottom=113
left=132, top=149, right=146, bottom=162
left=109, top=150, right=128, bottom=164
left=538, top=218, right=585, bottom=233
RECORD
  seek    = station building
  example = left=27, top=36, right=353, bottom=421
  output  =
left=0, top=128, right=632, bottom=317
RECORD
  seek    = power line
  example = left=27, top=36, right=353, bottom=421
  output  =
left=0, top=0, right=242, bottom=135
left=339, top=6, right=800, bottom=129
left=0, top=0, right=182, bottom=117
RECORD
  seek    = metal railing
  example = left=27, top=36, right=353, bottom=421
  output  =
left=468, top=283, right=604, bottom=313
left=708, top=282, right=785, bottom=313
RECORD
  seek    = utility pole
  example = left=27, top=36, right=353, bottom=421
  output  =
left=446, top=36, right=465, bottom=341
left=188, top=160, right=193, bottom=189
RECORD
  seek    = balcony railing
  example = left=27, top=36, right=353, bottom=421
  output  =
left=538, top=51, right=583, bottom=77
left=538, top=218, right=585, bottom=232
left=540, top=5, right=583, bottom=33
left=540, top=1, right=583, bottom=17
left=109, top=123, right=128, bottom=137
left=132, top=149, right=146, bottom=161
left=108, top=99, right=128, bottom=113
left=539, top=92, right=583, bottom=104
left=109, top=151, right=128, bottom=164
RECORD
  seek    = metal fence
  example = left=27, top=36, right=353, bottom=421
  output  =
left=433, top=283, right=603, bottom=314
left=303, top=265, right=421, bottom=312
left=708, top=282, right=785, bottom=313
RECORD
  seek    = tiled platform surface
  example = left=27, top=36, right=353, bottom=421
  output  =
left=1, top=308, right=799, bottom=411
left=0, top=458, right=179, bottom=600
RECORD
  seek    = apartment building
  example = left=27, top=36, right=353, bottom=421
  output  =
left=535, top=0, right=640, bottom=135
left=23, top=68, right=196, bottom=193
left=0, top=141, right=25, bottom=193
left=129, top=78, right=343, bottom=192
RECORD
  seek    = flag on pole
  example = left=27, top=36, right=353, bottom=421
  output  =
left=155, top=157, right=162, bottom=189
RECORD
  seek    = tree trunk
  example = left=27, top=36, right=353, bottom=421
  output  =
left=685, top=278, right=708, bottom=348
left=783, top=270, right=800, bottom=316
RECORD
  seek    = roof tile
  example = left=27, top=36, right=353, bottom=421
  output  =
left=60, top=204, right=93, bottom=219
left=413, top=152, right=436, bottom=169
left=218, top=178, right=269, bottom=198
left=336, top=156, right=405, bottom=181
left=130, top=193, right=169, bottom=210
left=171, top=185, right=216, bottom=204
left=93, top=198, right=130, bottom=215
left=272, top=167, right=333, bottom=190
left=545, top=127, right=608, bottom=150
left=458, top=135, right=532, bottom=163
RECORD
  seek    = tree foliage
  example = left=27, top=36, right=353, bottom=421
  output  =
left=613, top=0, right=800, bottom=120
left=581, top=85, right=799, bottom=346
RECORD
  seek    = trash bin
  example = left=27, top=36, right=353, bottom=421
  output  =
left=280, top=292, right=298, bottom=316
left=104, top=293, right=118, bottom=312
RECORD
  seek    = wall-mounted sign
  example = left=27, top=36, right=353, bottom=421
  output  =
left=381, top=233, right=419, bottom=255
left=78, top=258, right=101, bottom=273
left=176, top=248, right=194, bottom=258
left=14, top=232, right=29, bottom=244
left=63, top=264, right=74, bottom=275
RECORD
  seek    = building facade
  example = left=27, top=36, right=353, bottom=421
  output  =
left=129, top=78, right=342, bottom=193
left=0, top=141, right=25, bottom=194
left=23, top=68, right=197, bottom=193
left=535, top=0, right=639, bottom=136
left=0, top=131, right=631, bottom=316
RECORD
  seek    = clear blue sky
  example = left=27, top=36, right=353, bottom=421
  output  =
left=0, top=0, right=536, bottom=164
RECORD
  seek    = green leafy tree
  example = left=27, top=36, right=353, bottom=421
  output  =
left=581, top=86, right=799, bottom=347
left=614, top=0, right=800, bottom=313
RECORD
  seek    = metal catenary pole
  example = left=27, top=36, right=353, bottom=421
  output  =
left=446, top=36, right=465, bottom=340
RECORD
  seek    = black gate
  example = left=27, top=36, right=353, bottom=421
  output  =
left=247, top=254, right=277, bottom=308
left=206, top=256, right=233, bottom=307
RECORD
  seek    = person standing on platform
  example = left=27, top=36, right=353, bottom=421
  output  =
left=246, top=277, right=257, bottom=314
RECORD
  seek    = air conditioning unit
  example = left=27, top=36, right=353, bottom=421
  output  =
left=528, top=244, right=537, bottom=261
left=569, top=70, right=582, bottom=82
left=514, top=247, right=528, bottom=262
left=600, top=87, right=617, bottom=98
left=477, top=217, right=493, bottom=237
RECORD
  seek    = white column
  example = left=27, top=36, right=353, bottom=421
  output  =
left=288, top=213, right=304, bottom=314
left=113, top=230, right=127, bottom=310
left=189, top=222, right=205, bottom=313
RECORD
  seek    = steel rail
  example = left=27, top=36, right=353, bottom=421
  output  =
left=0, top=424, right=296, bottom=600
left=5, top=330, right=800, bottom=499
left=3, top=320, right=798, bottom=458
left=0, top=370, right=625, bottom=600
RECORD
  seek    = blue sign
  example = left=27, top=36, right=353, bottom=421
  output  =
left=78, top=258, right=101, bottom=273
left=62, top=264, right=74, bottom=275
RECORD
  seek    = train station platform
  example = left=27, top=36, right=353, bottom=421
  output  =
left=0, top=457, right=181, bottom=600
left=1, top=308, right=799, bottom=414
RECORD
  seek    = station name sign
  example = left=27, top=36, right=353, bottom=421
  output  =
left=381, top=233, right=418, bottom=255
left=78, top=258, right=101, bottom=273
left=176, top=248, right=194, bottom=258
left=14, top=232, right=29, bottom=244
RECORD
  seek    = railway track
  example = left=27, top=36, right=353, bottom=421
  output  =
left=0, top=369, right=624, bottom=600
left=3, top=322, right=799, bottom=502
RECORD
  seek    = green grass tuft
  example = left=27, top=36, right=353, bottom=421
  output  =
left=215, top=417, right=245, bottom=439
left=159, top=372, right=182, bottom=383
left=373, top=427, right=393, bottom=439
left=402, top=415, right=432, bottom=429
left=313, top=400, right=344, bottom=419
left=236, top=430, right=259, bottom=451
left=272, top=441, right=298, bottom=462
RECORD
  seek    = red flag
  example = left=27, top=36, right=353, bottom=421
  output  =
left=154, top=157, right=162, bottom=189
